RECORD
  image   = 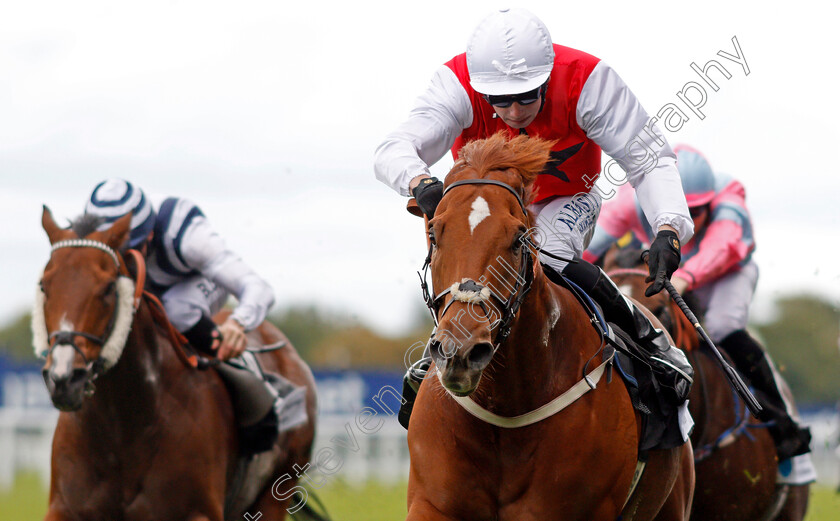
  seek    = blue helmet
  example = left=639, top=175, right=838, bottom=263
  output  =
left=674, top=145, right=715, bottom=208
left=85, top=179, right=156, bottom=249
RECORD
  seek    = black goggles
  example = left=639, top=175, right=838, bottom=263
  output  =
left=482, top=85, right=542, bottom=108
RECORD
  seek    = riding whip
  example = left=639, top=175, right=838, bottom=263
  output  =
left=664, top=280, right=763, bottom=417
left=642, top=252, right=763, bottom=417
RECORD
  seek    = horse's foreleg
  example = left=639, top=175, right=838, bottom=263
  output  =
left=776, top=484, right=810, bottom=521
left=406, top=500, right=463, bottom=521
left=43, top=509, right=68, bottom=521
left=652, top=442, right=695, bottom=521
left=245, top=484, right=297, bottom=521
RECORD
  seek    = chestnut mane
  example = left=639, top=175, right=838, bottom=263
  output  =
left=457, top=132, right=554, bottom=205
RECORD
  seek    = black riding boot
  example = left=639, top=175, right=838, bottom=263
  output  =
left=398, top=355, right=432, bottom=429
left=719, top=329, right=811, bottom=460
left=560, top=258, right=693, bottom=404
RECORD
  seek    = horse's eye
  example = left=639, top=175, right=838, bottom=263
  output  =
left=39, top=280, right=47, bottom=296
left=101, top=281, right=116, bottom=300
left=511, top=230, right=526, bottom=252
left=427, top=225, right=438, bottom=246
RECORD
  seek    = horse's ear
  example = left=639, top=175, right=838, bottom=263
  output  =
left=100, top=212, right=133, bottom=251
left=42, top=206, right=74, bottom=245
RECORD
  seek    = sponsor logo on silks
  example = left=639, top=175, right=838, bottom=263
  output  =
left=554, top=193, right=599, bottom=233
left=671, top=238, right=681, bottom=250
left=543, top=142, right=584, bottom=182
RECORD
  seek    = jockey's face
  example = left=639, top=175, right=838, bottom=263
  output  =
left=492, top=96, right=542, bottom=129
left=690, top=205, right=710, bottom=231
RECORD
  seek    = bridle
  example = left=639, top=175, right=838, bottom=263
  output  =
left=418, top=179, right=536, bottom=351
left=37, top=239, right=144, bottom=388
left=421, top=177, right=616, bottom=429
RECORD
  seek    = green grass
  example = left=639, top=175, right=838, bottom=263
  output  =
left=804, top=485, right=840, bottom=521
left=304, top=479, right=407, bottom=521
left=2, top=472, right=838, bottom=521
left=0, top=472, right=48, bottom=521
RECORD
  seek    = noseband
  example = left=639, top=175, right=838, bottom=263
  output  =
left=418, top=179, right=535, bottom=350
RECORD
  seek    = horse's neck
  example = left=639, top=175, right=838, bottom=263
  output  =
left=479, top=273, right=591, bottom=414
left=78, top=306, right=166, bottom=433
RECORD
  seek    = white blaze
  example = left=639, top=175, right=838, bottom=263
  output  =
left=468, top=196, right=491, bottom=234
left=51, top=317, right=76, bottom=378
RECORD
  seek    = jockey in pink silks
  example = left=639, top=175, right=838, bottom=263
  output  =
left=585, top=145, right=815, bottom=476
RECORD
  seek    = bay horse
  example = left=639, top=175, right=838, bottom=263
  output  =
left=35, top=208, right=317, bottom=521
left=604, top=247, right=809, bottom=521
left=406, top=133, right=694, bottom=521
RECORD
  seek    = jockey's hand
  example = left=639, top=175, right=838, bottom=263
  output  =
left=412, top=177, right=444, bottom=218
left=217, top=318, right=247, bottom=360
left=644, top=230, right=681, bottom=297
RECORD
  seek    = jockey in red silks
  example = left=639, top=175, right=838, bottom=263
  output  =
left=585, top=145, right=815, bottom=472
left=375, top=8, right=694, bottom=428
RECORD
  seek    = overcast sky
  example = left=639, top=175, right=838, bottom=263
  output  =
left=2, top=1, right=838, bottom=335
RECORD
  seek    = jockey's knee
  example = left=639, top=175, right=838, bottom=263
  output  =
left=703, top=314, right=742, bottom=344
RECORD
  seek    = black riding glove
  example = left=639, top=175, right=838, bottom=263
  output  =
left=412, top=177, right=444, bottom=218
left=644, top=230, right=681, bottom=297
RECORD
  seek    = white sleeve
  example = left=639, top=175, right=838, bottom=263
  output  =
left=374, top=65, right=474, bottom=196
left=178, top=217, right=275, bottom=331
left=576, top=61, right=694, bottom=243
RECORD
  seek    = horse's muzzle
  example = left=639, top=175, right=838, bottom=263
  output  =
left=43, top=366, right=89, bottom=411
left=431, top=339, right=494, bottom=396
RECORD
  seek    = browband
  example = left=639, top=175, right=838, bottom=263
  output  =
left=444, top=179, right=528, bottom=216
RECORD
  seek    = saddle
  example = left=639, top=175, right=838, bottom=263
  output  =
left=547, top=270, right=692, bottom=453
left=142, top=291, right=307, bottom=453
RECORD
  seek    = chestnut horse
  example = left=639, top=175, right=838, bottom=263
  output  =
left=406, top=134, right=694, bottom=521
left=36, top=208, right=317, bottom=521
left=605, top=248, right=809, bottom=521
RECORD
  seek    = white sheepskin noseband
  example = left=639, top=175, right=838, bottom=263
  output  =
left=449, top=278, right=492, bottom=304
left=32, top=275, right=136, bottom=370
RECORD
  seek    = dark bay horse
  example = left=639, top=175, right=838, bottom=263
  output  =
left=605, top=249, right=809, bottom=521
left=406, top=133, right=694, bottom=521
left=36, top=208, right=317, bottom=521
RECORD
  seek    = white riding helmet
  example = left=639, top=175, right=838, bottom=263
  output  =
left=467, top=8, right=555, bottom=95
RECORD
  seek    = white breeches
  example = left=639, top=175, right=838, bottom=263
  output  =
left=691, top=260, right=759, bottom=343
left=159, top=276, right=230, bottom=332
left=532, top=192, right=603, bottom=272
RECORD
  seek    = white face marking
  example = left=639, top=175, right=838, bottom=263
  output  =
left=59, top=316, right=73, bottom=332
left=468, top=196, right=491, bottom=234
left=51, top=316, right=77, bottom=377
left=51, top=346, right=76, bottom=378
left=618, top=284, right=633, bottom=297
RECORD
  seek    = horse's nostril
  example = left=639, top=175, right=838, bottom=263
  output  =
left=429, top=340, right=443, bottom=359
left=467, top=342, right=494, bottom=369
left=70, top=367, right=89, bottom=385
